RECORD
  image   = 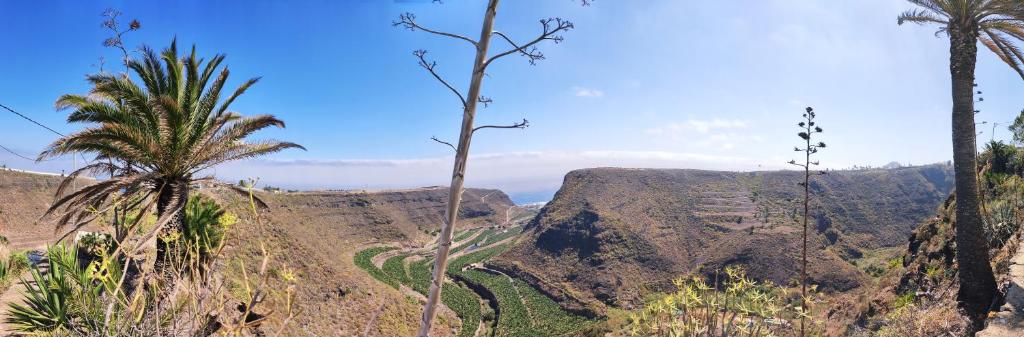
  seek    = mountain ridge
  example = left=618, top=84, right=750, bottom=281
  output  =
left=493, top=164, right=955, bottom=310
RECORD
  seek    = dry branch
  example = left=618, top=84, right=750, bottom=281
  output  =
left=472, top=118, right=529, bottom=133
left=394, top=13, right=478, bottom=47
left=414, top=50, right=467, bottom=108
left=430, top=136, right=456, bottom=151
left=484, top=18, right=574, bottom=68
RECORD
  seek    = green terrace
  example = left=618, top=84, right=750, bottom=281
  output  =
left=354, top=227, right=593, bottom=337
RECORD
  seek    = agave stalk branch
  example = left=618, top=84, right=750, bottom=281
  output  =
left=416, top=1, right=501, bottom=335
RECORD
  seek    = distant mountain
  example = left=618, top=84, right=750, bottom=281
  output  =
left=490, top=164, right=954, bottom=311
left=250, top=186, right=515, bottom=243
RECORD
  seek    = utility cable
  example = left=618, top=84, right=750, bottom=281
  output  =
left=0, top=143, right=37, bottom=161
left=0, top=102, right=89, bottom=164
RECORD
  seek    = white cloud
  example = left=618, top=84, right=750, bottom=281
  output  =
left=572, top=86, right=604, bottom=98
left=696, top=132, right=766, bottom=150
left=645, top=118, right=750, bottom=136
left=644, top=119, right=759, bottom=150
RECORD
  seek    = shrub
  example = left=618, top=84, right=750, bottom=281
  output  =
left=5, top=187, right=296, bottom=335
left=984, top=174, right=1024, bottom=248
left=78, top=232, right=113, bottom=259
left=893, top=291, right=915, bottom=310
left=875, top=302, right=969, bottom=337
left=623, top=267, right=803, bottom=337
left=8, top=252, right=30, bottom=274
left=180, top=195, right=233, bottom=268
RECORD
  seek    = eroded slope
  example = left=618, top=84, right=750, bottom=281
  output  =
left=493, top=165, right=954, bottom=310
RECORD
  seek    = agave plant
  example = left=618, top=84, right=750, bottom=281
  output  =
left=39, top=40, right=303, bottom=270
left=6, top=245, right=100, bottom=333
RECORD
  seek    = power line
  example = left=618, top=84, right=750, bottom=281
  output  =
left=0, top=102, right=88, bottom=164
left=0, top=103, right=65, bottom=136
left=0, top=143, right=37, bottom=161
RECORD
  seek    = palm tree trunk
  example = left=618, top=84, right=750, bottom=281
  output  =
left=154, top=182, right=188, bottom=276
left=948, top=24, right=998, bottom=323
left=416, top=1, right=500, bottom=336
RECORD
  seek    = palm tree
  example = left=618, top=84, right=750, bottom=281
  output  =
left=39, top=40, right=303, bottom=272
left=897, top=0, right=1024, bottom=321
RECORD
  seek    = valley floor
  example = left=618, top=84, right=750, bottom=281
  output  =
left=354, top=225, right=595, bottom=337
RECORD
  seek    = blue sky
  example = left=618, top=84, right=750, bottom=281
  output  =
left=1, top=0, right=1024, bottom=203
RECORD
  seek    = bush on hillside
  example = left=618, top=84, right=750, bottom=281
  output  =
left=5, top=190, right=297, bottom=336
left=866, top=301, right=969, bottom=337
left=621, top=267, right=814, bottom=337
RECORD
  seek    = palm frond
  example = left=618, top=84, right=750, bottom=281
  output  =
left=898, top=8, right=949, bottom=25
left=907, top=0, right=952, bottom=18
left=46, top=39, right=302, bottom=232
left=980, top=29, right=1024, bottom=78
left=216, top=77, right=260, bottom=116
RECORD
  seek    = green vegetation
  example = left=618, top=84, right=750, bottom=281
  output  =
left=461, top=269, right=533, bottom=336
left=442, top=284, right=484, bottom=337
left=353, top=246, right=400, bottom=289
left=408, top=259, right=432, bottom=295
left=447, top=243, right=511, bottom=273
left=7, top=245, right=88, bottom=332
left=480, top=227, right=523, bottom=246
left=4, top=188, right=298, bottom=335
left=359, top=232, right=593, bottom=337
left=381, top=254, right=412, bottom=286
left=448, top=244, right=593, bottom=337
left=453, top=227, right=482, bottom=242
left=42, top=39, right=304, bottom=277
left=514, top=278, right=592, bottom=335
left=450, top=228, right=498, bottom=254
left=893, top=291, right=916, bottom=310
left=405, top=258, right=482, bottom=337
left=447, top=226, right=522, bottom=256
left=622, top=267, right=805, bottom=337
left=375, top=251, right=487, bottom=337
left=167, top=195, right=238, bottom=275
left=898, top=0, right=1024, bottom=318
left=0, top=251, right=30, bottom=291
left=853, top=247, right=903, bottom=279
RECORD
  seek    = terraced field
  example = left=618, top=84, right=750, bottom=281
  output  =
left=355, top=226, right=593, bottom=337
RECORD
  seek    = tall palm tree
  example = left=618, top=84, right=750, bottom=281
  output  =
left=39, top=40, right=303, bottom=272
left=898, top=0, right=1024, bottom=321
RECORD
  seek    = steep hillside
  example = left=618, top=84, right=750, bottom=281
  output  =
left=0, top=169, right=516, bottom=336
left=0, top=169, right=93, bottom=250
left=832, top=153, right=1024, bottom=336
left=251, top=187, right=514, bottom=244
left=493, top=165, right=954, bottom=310
left=212, top=186, right=517, bottom=336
